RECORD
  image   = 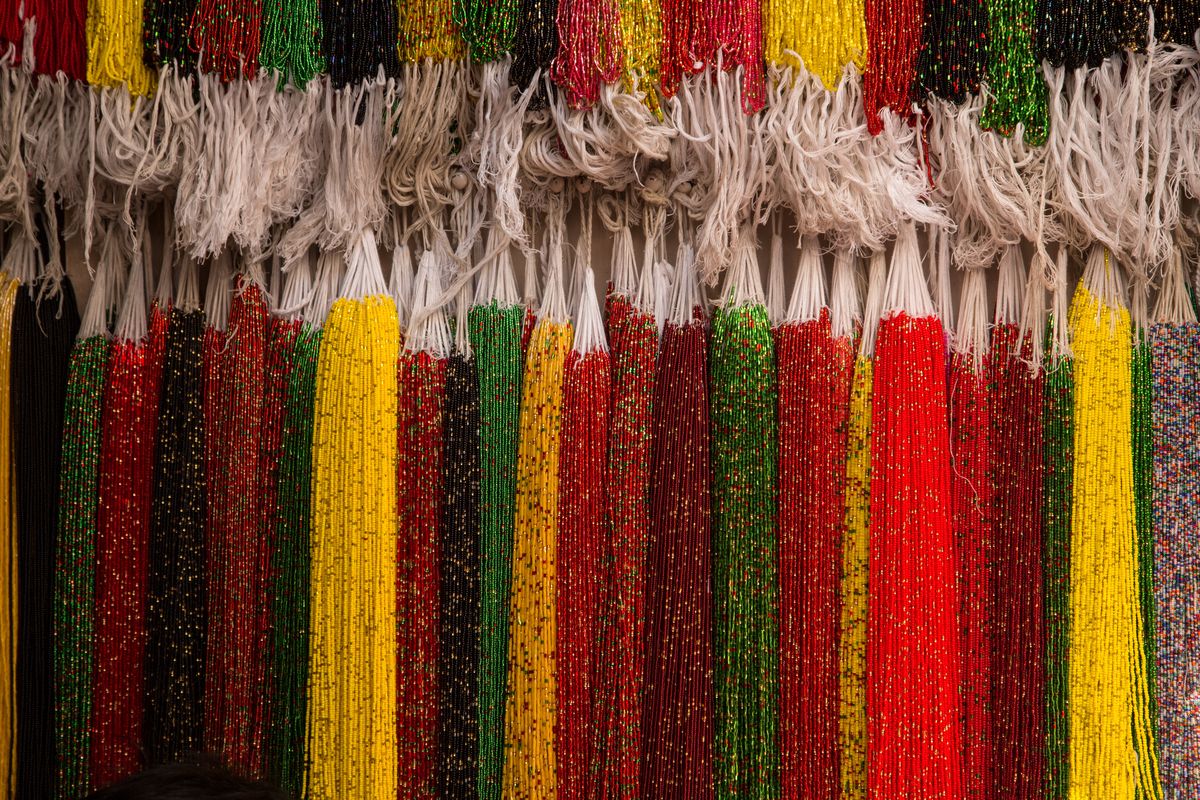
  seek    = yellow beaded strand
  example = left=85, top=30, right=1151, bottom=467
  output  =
left=397, top=0, right=465, bottom=61
left=305, top=296, right=399, bottom=800
left=86, top=0, right=155, bottom=95
left=1067, top=280, right=1162, bottom=800
left=0, top=276, right=17, bottom=798
left=618, top=0, right=661, bottom=98
left=762, top=0, right=866, bottom=89
left=502, top=317, right=572, bottom=800
left=838, top=354, right=871, bottom=800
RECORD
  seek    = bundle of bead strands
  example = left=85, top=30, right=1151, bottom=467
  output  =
left=867, top=223, right=963, bottom=800
left=254, top=258, right=301, bottom=777
left=550, top=0, right=621, bottom=108
left=306, top=231, right=398, bottom=798
left=916, top=0, right=986, bottom=101
left=145, top=247, right=209, bottom=766
left=52, top=246, right=109, bottom=799
left=397, top=254, right=450, bottom=799
left=1067, top=247, right=1161, bottom=800
left=776, top=235, right=847, bottom=800
left=467, top=240, right=523, bottom=800
left=763, top=0, right=866, bottom=89
left=502, top=239, right=572, bottom=799
left=595, top=223, right=657, bottom=800
left=31, top=0, right=87, bottom=78
left=510, top=0, right=561, bottom=90
left=258, top=0, right=324, bottom=86
left=188, top=0, right=263, bottom=80
left=0, top=265, right=17, bottom=798
left=658, top=0, right=712, bottom=96
left=397, top=0, right=465, bottom=61
left=1149, top=254, right=1200, bottom=800
left=320, top=0, right=400, bottom=86
left=142, top=0, right=199, bottom=68
left=1042, top=250, right=1073, bottom=800
left=1131, top=281, right=1158, bottom=729
left=439, top=286, right=483, bottom=800
left=267, top=252, right=330, bottom=797
left=988, top=247, right=1047, bottom=800
left=91, top=247, right=156, bottom=789
left=979, top=0, right=1048, bottom=140
left=203, top=267, right=268, bottom=776
left=949, top=266, right=993, bottom=800
left=557, top=267, right=608, bottom=800
left=86, top=0, right=155, bottom=94
left=709, top=232, right=779, bottom=800
left=641, top=245, right=714, bottom=800
left=863, top=0, right=923, bottom=128
left=839, top=250, right=884, bottom=800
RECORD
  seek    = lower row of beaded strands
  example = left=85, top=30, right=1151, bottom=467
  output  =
left=839, top=250, right=886, bottom=800
left=396, top=248, right=451, bottom=800
left=1148, top=251, right=1200, bottom=800
left=710, top=228, right=780, bottom=800
left=771, top=230, right=856, bottom=800
left=503, top=225, right=573, bottom=798
left=53, top=239, right=110, bottom=800
left=642, top=243, right=715, bottom=799
left=1067, top=247, right=1160, bottom=800
left=988, top=245, right=1048, bottom=800
left=306, top=231, right=399, bottom=798
left=867, top=223, right=963, bottom=800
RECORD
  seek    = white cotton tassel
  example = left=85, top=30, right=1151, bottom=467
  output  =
left=205, top=252, right=232, bottom=332
left=637, top=198, right=666, bottom=315
left=669, top=240, right=704, bottom=328
left=766, top=226, right=787, bottom=327
left=859, top=250, right=888, bottom=358
left=2, top=231, right=40, bottom=285
left=307, top=249, right=344, bottom=329
left=473, top=58, right=536, bottom=246
left=1081, top=244, right=1127, bottom=313
left=1018, top=250, right=1048, bottom=372
left=829, top=249, right=862, bottom=341
left=654, top=260, right=673, bottom=337
left=994, top=244, right=1026, bottom=326
left=475, top=224, right=520, bottom=307
left=955, top=268, right=991, bottom=374
left=341, top=226, right=388, bottom=302
left=611, top=221, right=637, bottom=299
left=1048, top=246, right=1072, bottom=360
left=786, top=234, right=826, bottom=324
left=78, top=234, right=116, bottom=340
left=598, top=77, right=674, bottom=164
left=1130, top=273, right=1150, bottom=342
left=1153, top=249, right=1196, bottom=325
left=720, top=225, right=766, bottom=309
left=325, top=80, right=389, bottom=254
left=523, top=242, right=541, bottom=315
left=539, top=207, right=571, bottom=326
left=572, top=267, right=608, bottom=355
left=405, top=250, right=453, bottom=358
left=883, top=222, right=935, bottom=318
left=454, top=278, right=474, bottom=360
left=279, top=250, right=313, bottom=324
left=23, top=76, right=89, bottom=234
left=155, top=225, right=175, bottom=310
left=175, top=253, right=201, bottom=313
left=0, top=51, right=34, bottom=236
left=548, top=87, right=631, bottom=191
left=114, top=244, right=149, bottom=344
left=928, top=225, right=955, bottom=335
left=391, top=241, right=415, bottom=331
left=522, top=108, right=587, bottom=198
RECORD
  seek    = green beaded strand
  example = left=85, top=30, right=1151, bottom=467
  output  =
left=259, top=0, right=326, bottom=86
left=453, top=0, right=521, bottom=61
left=710, top=302, right=781, bottom=800
left=1043, top=350, right=1073, bottom=800
left=267, top=325, right=321, bottom=796
left=52, top=335, right=108, bottom=800
left=981, top=0, right=1049, bottom=143
left=1131, top=331, right=1158, bottom=735
left=468, top=301, right=524, bottom=800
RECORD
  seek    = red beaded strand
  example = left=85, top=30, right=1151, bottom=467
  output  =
left=659, top=0, right=712, bottom=96
left=556, top=347, right=610, bottom=800
left=864, top=0, right=924, bottom=131
left=777, top=308, right=851, bottom=800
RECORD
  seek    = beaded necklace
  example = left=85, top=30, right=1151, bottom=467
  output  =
left=454, top=0, right=520, bottom=59
left=979, top=0, right=1047, bottom=142
left=617, top=0, right=661, bottom=99
left=642, top=251, right=714, bottom=800
left=467, top=295, right=523, bottom=800
left=266, top=321, right=320, bottom=797
left=91, top=260, right=157, bottom=789
left=141, top=0, right=197, bottom=68
left=32, top=0, right=88, bottom=79
left=710, top=241, right=779, bottom=800
left=556, top=278, right=609, bottom=800
left=777, top=238, right=847, bottom=800
left=396, top=257, right=450, bottom=800
left=915, top=0, right=986, bottom=102
left=1132, top=321, right=1158, bottom=733
left=1037, top=0, right=1112, bottom=68
left=763, top=0, right=866, bottom=89
left=949, top=267, right=992, bottom=800
left=863, top=0, right=923, bottom=130
left=144, top=303, right=207, bottom=766
left=1148, top=308, right=1200, bottom=799
left=439, top=320, right=483, bottom=800
left=0, top=0, right=21, bottom=61
left=594, top=287, right=656, bottom=800
left=0, top=273, right=16, bottom=799
left=320, top=0, right=400, bottom=85
left=87, top=0, right=157, bottom=94
left=867, top=227, right=962, bottom=800
left=550, top=0, right=621, bottom=108
left=502, top=315, right=572, bottom=799
left=203, top=274, right=267, bottom=775
left=188, top=0, right=263, bottom=81
left=707, top=0, right=765, bottom=111
left=306, top=239, right=399, bottom=798
left=1067, top=254, right=1161, bottom=800
left=258, top=0, right=324, bottom=86
left=989, top=320, right=1047, bottom=800
left=1150, top=0, right=1199, bottom=42
left=658, top=0, right=711, bottom=96
left=510, top=0, right=561, bottom=91
left=53, top=283, right=106, bottom=800
left=397, top=0, right=466, bottom=61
